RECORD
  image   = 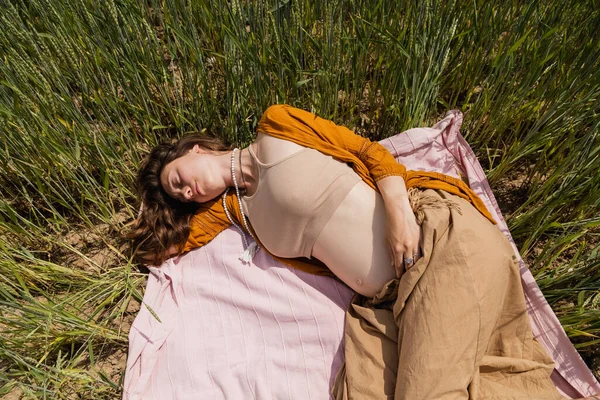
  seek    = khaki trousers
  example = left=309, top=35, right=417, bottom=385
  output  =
left=332, top=189, right=564, bottom=400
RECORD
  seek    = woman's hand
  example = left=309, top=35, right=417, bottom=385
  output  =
left=376, top=176, right=422, bottom=277
left=384, top=202, right=421, bottom=277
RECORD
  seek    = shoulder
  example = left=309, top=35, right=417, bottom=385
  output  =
left=259, top=104, right=315, bottom=125
left=259, top=104, right=291, bottom=125
left=258, top=104, right=324, bottom=136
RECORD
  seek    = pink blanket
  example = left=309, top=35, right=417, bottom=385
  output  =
left=124, top=111, right=600, bottom=399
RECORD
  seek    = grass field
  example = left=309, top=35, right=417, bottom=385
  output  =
left=0, top=0, right=599, bottom=398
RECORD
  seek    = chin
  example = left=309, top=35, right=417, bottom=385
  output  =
left=194, top=193, right=220, bottom=204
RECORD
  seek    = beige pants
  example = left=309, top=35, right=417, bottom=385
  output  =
left=332, top=189, right=564, bottom=400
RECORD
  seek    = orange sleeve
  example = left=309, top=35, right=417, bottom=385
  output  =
left=258, top=105, right=407, bottom=182
left=355, top=139, right=407, bottom=182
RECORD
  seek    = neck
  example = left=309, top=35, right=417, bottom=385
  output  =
left=221, top=145, right=257, bottom=193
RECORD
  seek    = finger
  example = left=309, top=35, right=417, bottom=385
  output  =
left=392, top=254, right=401, bottom=277
left=403, top=251, right=415, bottom=270
left=391, top=252, right=403, bottom=277
left=411, top=242, right=423, bottom=265
left=414, top=238, right=424, bottom=261
left=395, top=266, right=403, bottom=278
left=412, top=244, right=421, bottom=261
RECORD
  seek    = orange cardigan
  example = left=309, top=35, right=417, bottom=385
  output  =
left=183, top=105, right=495, bottom=276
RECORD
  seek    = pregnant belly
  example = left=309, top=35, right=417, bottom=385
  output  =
left=311, top=181, right=397, bottom=297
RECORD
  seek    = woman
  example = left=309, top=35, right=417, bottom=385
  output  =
left=130, top=105, right=580, bottom=399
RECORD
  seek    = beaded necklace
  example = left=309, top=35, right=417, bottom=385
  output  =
left=222, top=147, right=259, bottom=263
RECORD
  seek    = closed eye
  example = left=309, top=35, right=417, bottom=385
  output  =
left=167, top=174, right=186, bottom=202
left=172, top=175, right=182, bottom=192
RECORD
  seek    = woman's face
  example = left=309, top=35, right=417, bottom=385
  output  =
left=160, top=145, right=226, bottom=203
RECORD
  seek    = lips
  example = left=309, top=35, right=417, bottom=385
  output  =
left=195, top=182, right=200, bottom=197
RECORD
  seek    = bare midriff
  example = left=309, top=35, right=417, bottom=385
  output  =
left=250, top=133, right=396, bottom=297
left=311, top=181, right=396, bottom=297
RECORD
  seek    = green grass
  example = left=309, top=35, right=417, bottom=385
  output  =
left=0, top=0, right=599, bottom=397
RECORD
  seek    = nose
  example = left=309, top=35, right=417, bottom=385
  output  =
left=182, top=185, right=193, bottom=201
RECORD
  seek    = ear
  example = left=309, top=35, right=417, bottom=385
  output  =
left=190, top=144, right=201, bottom=153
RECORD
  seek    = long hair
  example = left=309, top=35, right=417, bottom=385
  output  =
left=129, top=133, right=234, bottom=266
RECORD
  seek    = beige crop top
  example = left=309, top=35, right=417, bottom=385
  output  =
left=241, top=143, right=361, bottom=259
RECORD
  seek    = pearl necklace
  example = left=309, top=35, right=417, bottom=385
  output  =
left=222, top=147, right=259, bottom=263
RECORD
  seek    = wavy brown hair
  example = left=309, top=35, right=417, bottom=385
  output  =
left=129, top=133, right=234, bottom=266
